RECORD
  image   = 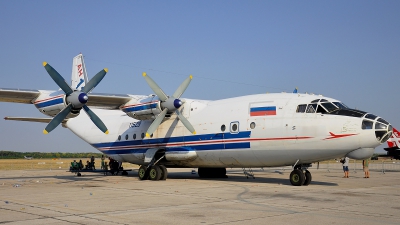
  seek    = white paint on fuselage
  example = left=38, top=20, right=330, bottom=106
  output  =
left=66, top=93, right=382, bottom=168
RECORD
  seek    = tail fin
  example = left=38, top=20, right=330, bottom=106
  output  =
left=387, top=127, right=400, bottom=149
left=71, top=53, right=89, bottom=91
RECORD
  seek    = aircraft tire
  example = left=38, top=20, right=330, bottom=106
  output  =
left=303, top=170, right=312, bottom=186
left=290, top=169, right=305, bottom=186
left=122, top=171, right=128, bottom=176
left=159, top=165, right=168, bottom=180
left=138, top=165, right=149, bottom=180
left=149, top=166, right=162, bottom=181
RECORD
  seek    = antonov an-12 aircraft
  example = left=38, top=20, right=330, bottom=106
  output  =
left=0, top=54, right=393, bottom=186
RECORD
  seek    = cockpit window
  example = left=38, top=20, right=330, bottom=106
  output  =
left=306, top=104, right=317, bottom=113
left=316, top=105, right=327, bottom=113
left=311, top=99, right=319, bottom=103
left=375, top=122, right=387, bottom=130
left=296, top=104, right=307, bottom=113
left=320, top=99, right=328, bottom=102
left=377, top=118, right=389, bottom=125
left=321, top=102, right=338, bottom=113
left=362, top=120, right=373, bottom=129
left=332, top=102, right=348, bottom=109
left=365, top=114, right=377, bottom=120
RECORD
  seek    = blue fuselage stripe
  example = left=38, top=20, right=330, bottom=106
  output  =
left=122, top=103, right=158, bottom=112
left=35, top=98, right=64, bottom=108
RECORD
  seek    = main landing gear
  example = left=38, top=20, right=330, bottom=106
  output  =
left=289, top=164, right=312, bottom=186
left=138, top=165, right=168, bottom=181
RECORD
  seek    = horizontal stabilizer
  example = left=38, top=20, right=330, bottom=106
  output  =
left=4, top=117, right=68, bottom=128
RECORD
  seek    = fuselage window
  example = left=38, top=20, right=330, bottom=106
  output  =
left=133, top=134, right=136, bottom=139
left=296, top=104, right=307, bottom=113
left=250, top=122, right=256, bottom=129
left=221, top=124, right=226, bottom=132
left=118, top=135, right=121, bottom=141
left=306, top=104, right=317, bottom=113
left=362, top=120, right=373, bottom=129
left=230, top=122, right=239, bottom=133
left=141, top=133, right=145, bottom=139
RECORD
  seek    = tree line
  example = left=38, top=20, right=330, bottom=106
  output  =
left=0, top=151, right=103, bottom=159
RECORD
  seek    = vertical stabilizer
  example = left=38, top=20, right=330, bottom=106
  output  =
left=387, top=127, right=400, bottom=149
left=71, top=53, right=89, bottom=91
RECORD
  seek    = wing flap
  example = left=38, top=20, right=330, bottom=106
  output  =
left=0, top=88, right=41, bottom=104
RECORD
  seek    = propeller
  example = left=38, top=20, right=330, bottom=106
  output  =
left=142, top=72, right=196, bottom=137
left=42, top=62, right=109, bottom=134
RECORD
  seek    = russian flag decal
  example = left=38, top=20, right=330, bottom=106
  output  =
left=250, top=106, right=276, bottom=116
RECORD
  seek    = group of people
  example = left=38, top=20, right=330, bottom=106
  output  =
left=70, top=155, right=121, bottom=171
left=340, top=157, right=370, bottom=178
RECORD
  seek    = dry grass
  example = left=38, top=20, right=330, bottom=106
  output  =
left=0, top=158, right=139, bottom=170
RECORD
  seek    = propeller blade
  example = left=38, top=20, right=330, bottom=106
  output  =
left=175, top=110, right=196, bottom=134
left=146, top=108, right=168, bottom=137
left=172, top=75, right=193, bottom=99
left=82, top=68, right=108, bottom=93
left=43, top=62, right=73, bottom=95
left=43, top=104, right=72, bottom=134
left=142, top=72, right=168, bottom=101
left=82, top=105, right=109, bottom=134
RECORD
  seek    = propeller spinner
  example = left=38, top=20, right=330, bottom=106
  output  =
left=142, top=72, right=196, bottom=137
left=42, top=62, right=109, bottom=134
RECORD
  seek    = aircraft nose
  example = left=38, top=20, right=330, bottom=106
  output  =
left=363, top=114, right=393, bottom=143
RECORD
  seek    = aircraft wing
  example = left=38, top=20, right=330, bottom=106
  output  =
left=0, top=88, right=40, bottom=103
left=87, top=93, right=132, bottom=109
left=0, top=88, right=133, bottom=109
left=4, top=117, right=68, bottom=127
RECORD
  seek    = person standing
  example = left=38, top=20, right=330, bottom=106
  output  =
left=341, top=157, right=350, bottom=178
left=363, top=158, right=370, bottom=178
left=101, top=155, right=105, bottom=170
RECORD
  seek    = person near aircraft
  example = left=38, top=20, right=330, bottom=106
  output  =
left=363, top=158, right=370, bottom=178
left=85, top=160, right=91, bottom=169
left=78, top=160, right=83, bottom=170
left=101, top=155, right=105, bottom=170
left=70, top=160, right=79, bottom=170
left=341, top=157, right=350, bottom=178
left=90, top=156, right=95, bottom=169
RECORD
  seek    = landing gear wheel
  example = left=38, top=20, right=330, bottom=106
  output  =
left=303, top=170, right=312, bottom=186
left=149, top=166, right=162, bottom=181
left=290, top=169, right=305, bottom=186
left=138, top=165, right=149, bottom=180
left=159, top=165, right=168, bottom=180
left=122, top=171, right=128, bottom=176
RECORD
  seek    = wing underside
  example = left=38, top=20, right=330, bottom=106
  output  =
left=0, top=88, right=40, bottom=103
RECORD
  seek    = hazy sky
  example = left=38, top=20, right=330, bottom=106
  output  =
left=0, top=1, right=399, bottom=153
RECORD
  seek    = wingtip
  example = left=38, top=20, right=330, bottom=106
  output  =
left=42, top=62, right=47, bottom=67
left=43, top=130, right=49, bottom=135
left=104, top=68, right=108, bottom=73
left=142, top=72, right=147, bottom=77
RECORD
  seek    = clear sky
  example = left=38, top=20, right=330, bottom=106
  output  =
left=0, top=1, right=399, bottom=153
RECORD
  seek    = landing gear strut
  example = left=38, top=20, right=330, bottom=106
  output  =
left=289, top=164, right=312, bottom=186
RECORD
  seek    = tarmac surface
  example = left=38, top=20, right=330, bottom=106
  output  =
left=1, top=166, right=400, bottom=225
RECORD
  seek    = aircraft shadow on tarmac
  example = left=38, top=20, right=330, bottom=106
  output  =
left=0, top=170, right=337, bottom=186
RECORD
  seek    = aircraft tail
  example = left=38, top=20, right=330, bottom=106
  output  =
left=386, top=127, right=400, bottom=150
left=71, top=53, right=89, bottom=91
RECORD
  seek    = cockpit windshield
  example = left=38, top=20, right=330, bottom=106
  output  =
left=296, top=99, right=349, bottom=114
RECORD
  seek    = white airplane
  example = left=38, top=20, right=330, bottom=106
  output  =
left=24, top=156, right=33, bottom=160
left=0, top=54, right=393, bottom=186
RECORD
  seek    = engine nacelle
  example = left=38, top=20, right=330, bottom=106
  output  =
left=121, top=95, right=162, bottom=120
left=33, top=91, right=80, bottom=118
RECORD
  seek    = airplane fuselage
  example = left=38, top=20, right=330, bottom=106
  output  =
left=65, top=93, right=390, bottom=168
